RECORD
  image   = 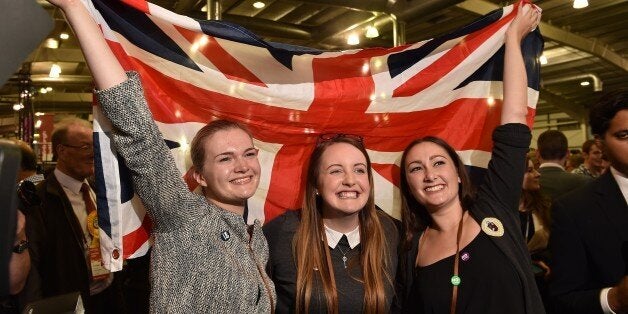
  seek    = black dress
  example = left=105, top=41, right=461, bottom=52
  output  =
left=408, top=232, right=525, bottom=313
left=398, top=124, right=545, bottom=314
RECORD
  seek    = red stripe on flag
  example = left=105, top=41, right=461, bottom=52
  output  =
left=122, top=214, right=152, bottom=258
left=120, top=0, right=149, bottom=13
left=372, top=163, right=400, bottom=186
left=392, top=12, right=515, bottom=97
left=175, top=26, right=267, bottom=87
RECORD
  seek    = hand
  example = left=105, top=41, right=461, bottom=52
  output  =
left=533, top=260, right=551, bottom=280
left=608, top=276, right=628, bottom=312
left=506, top=2, right=542, bottom=43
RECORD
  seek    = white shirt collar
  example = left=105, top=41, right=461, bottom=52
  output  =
left=324, top=224, right=360, bottom=249
left=539, top=162, right=565, bottom=170
left=54, top=168, right=87, bottom=195
left=609, top=167, right=628, bottom=205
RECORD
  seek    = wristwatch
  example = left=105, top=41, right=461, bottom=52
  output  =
left=13, top=240, right=29, bottom=254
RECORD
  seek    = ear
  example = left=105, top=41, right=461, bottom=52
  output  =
left=457, top=176, right=461, bottom=183
left=192, top=169, right=208, bottom=187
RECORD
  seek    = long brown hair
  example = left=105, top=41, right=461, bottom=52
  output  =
left=398, top=136, right=476, bottom=252
left=294, top=136, right=391, bottom=314
left=520, top=156, right=551, bottom=227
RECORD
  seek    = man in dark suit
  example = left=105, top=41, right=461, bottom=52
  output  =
left=23, top=118, right=120, bottom=313
left=550, top=91, right=628, bottom=313
left=536, top=130, right=591, bottom=201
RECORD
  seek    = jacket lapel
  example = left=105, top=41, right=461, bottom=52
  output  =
left=46, top=173, right=88, bottom=252
left=595, top=172, right=628, bottom=240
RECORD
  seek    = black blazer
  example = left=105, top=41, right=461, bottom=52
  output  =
left=23, top=173, right=92, bottom=307
left=549, top=171, right=628, bottom=314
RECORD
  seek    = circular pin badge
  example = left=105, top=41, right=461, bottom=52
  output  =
left=451, top=275, right=461, bottom=286
left=481, top=217, right=504, bottom=237
left=461, top=252, right=470, bottom=262
left=220, top=231, right=231, bottom=241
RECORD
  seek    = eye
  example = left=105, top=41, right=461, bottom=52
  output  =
left=433, top=160, right=445, bottom=167
left=615, top=130, right=628, bottom=140
left=329, top=168, right=343, bottom=175
left=354, top=167, right=367, bottom=174
left=244, top=150, right=258, bottom=158
left=409, top=165, right=423, bottom=173
left=218, top=156, right=232, bottom=163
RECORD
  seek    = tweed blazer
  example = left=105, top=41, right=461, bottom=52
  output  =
left=95, top=72, right=276, bottom=313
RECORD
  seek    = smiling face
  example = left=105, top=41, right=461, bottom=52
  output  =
left=193, top=128, right=260, bottom=213
left=522, top=159, right=540, bottom=191
left=404, top=141, right=461, bottom=212
left=317, top=143, right=370, bottom=220
left=584, top=142, right=604, bottom=169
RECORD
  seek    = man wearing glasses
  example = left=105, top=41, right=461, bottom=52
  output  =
left=23, top=118, right=120, bottom=313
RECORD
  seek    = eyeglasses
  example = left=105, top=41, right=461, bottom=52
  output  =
left=60, top=143, right=93, bottom=151
left=316, top=133, right=364, bottom=146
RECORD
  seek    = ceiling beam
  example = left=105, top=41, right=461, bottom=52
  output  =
left=455, top=0, right=628, bottom=72
left=538, top=88, right=586, bottom=121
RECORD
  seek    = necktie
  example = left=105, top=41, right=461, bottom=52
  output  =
left=80, top=183, right=96, bottom=214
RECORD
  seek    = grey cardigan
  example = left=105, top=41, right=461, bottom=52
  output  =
left=95, top=72, right=276, bottom=313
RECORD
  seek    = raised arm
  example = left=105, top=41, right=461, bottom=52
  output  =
left=49, top=0, right=126, bottom=90
left=48, top=0, right=202, bottom=231
left=501, top=2, right=541, bottom=125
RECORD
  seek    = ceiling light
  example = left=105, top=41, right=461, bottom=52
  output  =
left=365, top=26, right=379, bottom=38
left=573, top=0, right=588, bottom=9
left=539, top=55, right=548, bottom=65
left=45, top=38, right=59, bottom=49
left=487, top=97, right=495, bottom=106
left=253, top=1, right=265, bottom=9
left=49, top=64, right=61, bottom=78
left=347, top=34, right=360, bottom=46
left=46, top=87, right=53, bottom=92
left=201, top=5, right=207, bottom=12
left=13, top=104, right=21, bottom=111
left=580, top=81, right=590, bottom=86
left=35, top=112, right=45, bottom=116
left=40, top=87, right=48, bottom=94
left=35, top=120, right=42, bottom=129
left=59, top=33, right=69, bottom=40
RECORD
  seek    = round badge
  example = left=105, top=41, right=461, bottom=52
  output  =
left=461, top=252, right=470, bottom=261
left=481, top=217, right=504, bottom=237
left=451, top=275, right=461, bottom=286
left=112, top=249, right=120, bottom=259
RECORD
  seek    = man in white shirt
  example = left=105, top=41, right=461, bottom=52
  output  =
left=24, top=118, right=118, bottom=313
left=550, top=91, right=628, bottom=314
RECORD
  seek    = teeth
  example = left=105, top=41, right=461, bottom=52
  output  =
left=425, top=185, right=444, bottom=192
left=337, top=191, right=358, bottom=199
left=231, top=177, right=251, bottom=184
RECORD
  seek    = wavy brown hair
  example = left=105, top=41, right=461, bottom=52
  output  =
left=398, top=136, right=477, bottom=252
left=294, top=136, right=392, bottom=314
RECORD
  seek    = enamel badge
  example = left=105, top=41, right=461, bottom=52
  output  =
left=481, top=217, right=504, bottom=237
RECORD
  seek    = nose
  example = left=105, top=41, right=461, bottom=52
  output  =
left=423, top=167, right=436, bottom=182
left=342, top=171, right=356, bottom=186
left=233, top=156, right=250, bottom=173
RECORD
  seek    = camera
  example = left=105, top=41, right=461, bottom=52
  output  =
left=16, top=180, right=40, bottom=216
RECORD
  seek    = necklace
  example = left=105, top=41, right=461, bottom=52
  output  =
left=419, top=212, right=465, bottom=314
left=336, top=243, right=350, bottom=269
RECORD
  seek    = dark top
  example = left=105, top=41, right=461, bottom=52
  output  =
left=399, top=124, right=545, bottom=314
left=410, top=232, right=524, bottom=314
left=264, top=210, right=399, bottom=313
left=549, top=171, right=628, bottom=314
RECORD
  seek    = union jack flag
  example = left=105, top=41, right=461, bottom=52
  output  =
left=88, top=0, right=543, bottom=270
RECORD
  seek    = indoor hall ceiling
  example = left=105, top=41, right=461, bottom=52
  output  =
left=0, top=0, right=626, bottom=129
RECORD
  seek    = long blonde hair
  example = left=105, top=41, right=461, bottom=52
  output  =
left=294, top=136, right=392, bottom=314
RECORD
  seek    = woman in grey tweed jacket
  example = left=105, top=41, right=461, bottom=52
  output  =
left=50, top=0, right=276, bottom=312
